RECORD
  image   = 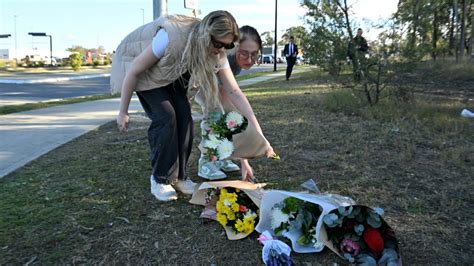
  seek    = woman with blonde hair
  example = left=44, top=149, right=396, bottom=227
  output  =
left=111, top=11, right=274, bottom=201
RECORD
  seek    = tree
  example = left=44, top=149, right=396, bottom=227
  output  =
left=459, top=0, right=468, bottom=60
left=279, top=26, right=308, bottom=47
left=70, top=53, right=82, bottom=71
left=261, top=31, right=274, bottom=47
left=302, top=0, right=351, bottom=73
left=66, top=45, right=87, bottom=57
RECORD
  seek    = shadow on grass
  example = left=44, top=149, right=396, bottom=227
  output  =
left=0, top=71, right=472, bottom=264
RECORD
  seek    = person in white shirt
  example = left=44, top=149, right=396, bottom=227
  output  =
left=283, top=36, right=298, bottom=81
left=115, top=11, right=275, bottom=201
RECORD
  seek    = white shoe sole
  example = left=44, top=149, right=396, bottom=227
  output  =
left=152, top=193, right=178, bottom=201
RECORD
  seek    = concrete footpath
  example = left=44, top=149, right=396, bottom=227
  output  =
left=0, top=70, right=299, bottom=178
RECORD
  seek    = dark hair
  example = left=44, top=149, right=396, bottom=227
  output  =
left=239, top=25, right=262, bottom=52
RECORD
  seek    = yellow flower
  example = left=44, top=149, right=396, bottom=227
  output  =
left=234, top=219, right=244, bottom=232
left=217, top=213, right=228, bottom=226
left=227, top=211, right=236, bottom=220
left=231, top=203, right=240, bottom=212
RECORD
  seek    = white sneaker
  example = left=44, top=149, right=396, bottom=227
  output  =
left=174, top=178, right=197, bottom=195
left=198, top=158, right=227, bottom=180
left=150, top=176, right=177, bottom=201
left=220, top=160, right=240, bottom=172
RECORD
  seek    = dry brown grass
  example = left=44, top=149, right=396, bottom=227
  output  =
left=0, top=70, right=473, bottom=264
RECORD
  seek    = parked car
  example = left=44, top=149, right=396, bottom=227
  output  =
left=296, top=56, right=305, bottom=65
left=262, top=54, right=274, bottom=64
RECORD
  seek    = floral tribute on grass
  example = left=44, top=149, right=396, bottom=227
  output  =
left=201, top=111, right=248, bottom=161
left=190, top=181, right=265, bottom=240
left=270, top=197, right=324, bottom=251
left=322, top=206, right=400, bottom=265
left=216, top=187, right=259, bottom=235
left=258, top=231, right=294, bottom=266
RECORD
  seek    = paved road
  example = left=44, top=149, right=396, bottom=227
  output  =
left=0, top=64, right=287, bottom=107
left=0, top=67, right=313, bottom=178
left=0, top=77, right=111, bottom=106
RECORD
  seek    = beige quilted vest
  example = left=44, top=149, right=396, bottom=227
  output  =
left=110, top=15, right=199, bottom=94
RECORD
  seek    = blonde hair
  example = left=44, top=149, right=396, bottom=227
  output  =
left=181, top=10, right=239, bottom=111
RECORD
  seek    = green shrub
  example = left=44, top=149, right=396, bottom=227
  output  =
left=93, top=60, right=100, bottom=66
left=103, top=58, right=110, bottom=65
left=70, top=53, right=82, bottom=71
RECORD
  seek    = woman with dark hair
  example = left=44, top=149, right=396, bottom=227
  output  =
left=196, top=25, right=263, bottom=182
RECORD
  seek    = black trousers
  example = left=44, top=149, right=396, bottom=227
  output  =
left=136, top=73, right=192, bottom=184
left=286, top=57, right=296, bottom=80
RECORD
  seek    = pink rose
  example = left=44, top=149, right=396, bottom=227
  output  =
left=340, top=239, right=360, bottom=257
left=211, top=155, right=218, bottom=161
left=227, top=120, right=237, bottom=129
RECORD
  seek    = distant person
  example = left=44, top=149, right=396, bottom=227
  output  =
left=347, top=28, right=368, bottom=60
left=111, top=11, right=275, bottom=201
left=196, top=25, right=262, bottom=181
left=283, top=36, right=298, bottom=81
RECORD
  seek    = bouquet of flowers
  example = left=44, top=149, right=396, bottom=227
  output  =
left=208, top=111, right=248, bottom=139
left=258, top=230, right=294, bottom=266
left=190, top=180, right=266, bottom=240
left=270, top=197, right=323, bottom=250
left=200, top=111, right=248, bottom=161
left=201, top=133, right=234, bottom=162
left=216, top=187, right=259, bottom=235
left=321, top=205, right=400, bottom=265
left=256, top=190, right=355, bottom=253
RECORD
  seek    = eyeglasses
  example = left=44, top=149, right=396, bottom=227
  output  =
left=238, top=49, right=260, bottom=61
left=211, top=36, right=235, bottom=50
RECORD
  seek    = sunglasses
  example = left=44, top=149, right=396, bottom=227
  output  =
left=211, top=36, right=235, bottom=50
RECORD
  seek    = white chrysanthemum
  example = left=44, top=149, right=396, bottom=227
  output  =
left=204, top=134, right=221, bottom=149
left=223, top=198, right=232, bottom=206
left=217, top=139, right=233, bottom=160
left=270, top=208, right=290, bottom=230
left=226, top=111, right=244, bottom=127
left=244, top=210, right=257, bottom=219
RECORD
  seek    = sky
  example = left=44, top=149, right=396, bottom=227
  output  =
left=0, top=0, right=398, bottom=57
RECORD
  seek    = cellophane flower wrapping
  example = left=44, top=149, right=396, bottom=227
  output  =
left=321, top=205, right=401, bottom=265
left=256, top=190, right=355, bottom=253
left=258, top=230, right=294, bottom=266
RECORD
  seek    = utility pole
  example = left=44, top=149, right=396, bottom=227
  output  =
left=141, top=8, right=145, bottom=25
left=14, top=15, right=18, bottom=65
left=273, top=0, right=278, bottom=71
left=153, top=0, right=168, bottom=20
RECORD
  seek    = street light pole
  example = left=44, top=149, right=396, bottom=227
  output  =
left=14, top=15, right=18, bottom=64
left=48, top=35, right=52, bottom=66
left=28, top=32, right=53, bottom=66
left=153, top=0, right=168, bottom=20
left=140, top=8, right=145, bottom=25
left=273, top=0, right=278, bottom=71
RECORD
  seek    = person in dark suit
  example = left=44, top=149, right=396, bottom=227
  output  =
left=283, top=36, right=298, bottom=81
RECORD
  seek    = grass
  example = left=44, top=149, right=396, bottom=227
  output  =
left=234, top=68, right=285, bottom=81
left=0, top=69, right=473, bottom=264
left=0, top=94, right=118, bottom=115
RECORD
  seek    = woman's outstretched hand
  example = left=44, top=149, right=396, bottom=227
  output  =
left=117, top=111, right=130, bottom=133
left=264, top=141, right=279, bottom=160
left=241, top=159, right=255, bottom=182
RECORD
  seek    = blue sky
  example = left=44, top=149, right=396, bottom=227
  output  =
left=0, top=0, right=397, bottom=56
